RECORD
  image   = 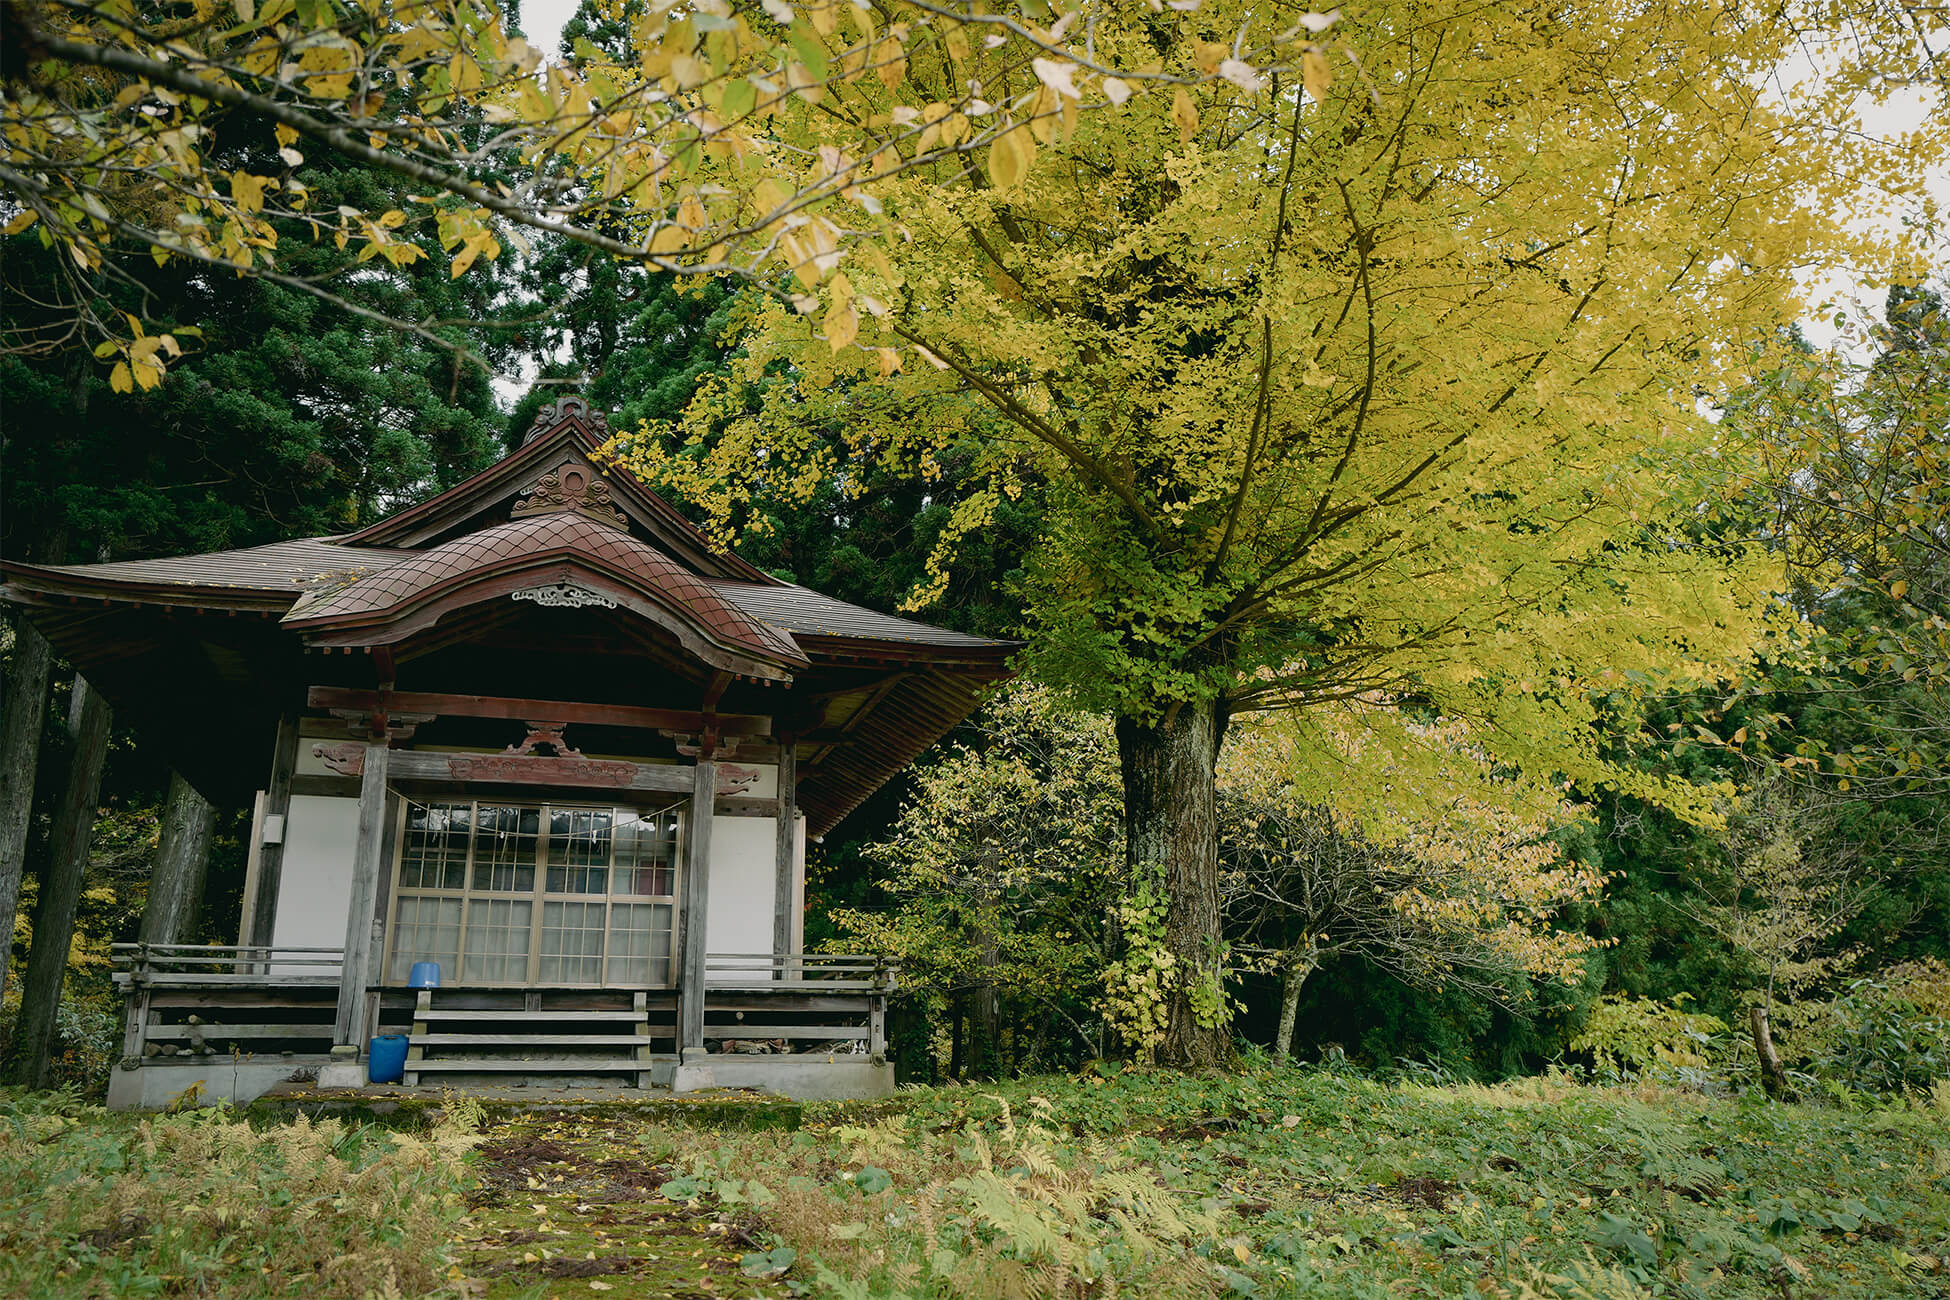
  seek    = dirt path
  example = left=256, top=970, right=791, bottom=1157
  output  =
left=451, top=1109, right=788, bottom=1299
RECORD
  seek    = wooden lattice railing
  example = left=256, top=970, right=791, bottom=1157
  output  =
left=111, top=944, right=346, bottom=1065
left=111, top=942, right=345, bottom=983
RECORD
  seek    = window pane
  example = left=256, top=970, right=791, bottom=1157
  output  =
left=472, top=805, right=538, bottom=892
left=539, top=900, right=605, bottom=983
left=402, top=802, right=470, bottom=890
left=460, top=898, right=532, bottom=982
left=605, top=901, right=674, bottom=984
left=546, top=809, right=611, bottom=894
left=612, top=810, right=678, bottom=896
left=389, top=896, right=462, bottom=982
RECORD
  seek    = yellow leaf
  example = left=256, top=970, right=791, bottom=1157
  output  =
left=1890, top=579, right=1908, bottom=599
left=876, top=347, right=901, bottom=377
left=110, top=362, right=133, bottom=393
left=824, top=299, right=858, bottom=352
left=1171, top=87, right=1199, bottom=141
left=1303, top=49, right=1333, bottom=102
left=3, top=209, right=37, bottom=236
left=671, top=54, right=710, bottom=90
left=234, top=0, right=253, bottom=21
left=988, top=125, right=1034, bottom=191
left=649, top=224, right=689, bottom=254
left=378, top=209, right=407, bottom=229
left=274, top=123, right=297, bottom=148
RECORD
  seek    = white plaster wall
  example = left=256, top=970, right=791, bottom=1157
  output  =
left=270, top=794, right=360, bottom=972
left=705, top=815, right=777, bottom=968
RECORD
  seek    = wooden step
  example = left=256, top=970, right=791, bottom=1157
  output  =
left=417, top=1009, right=644, bottom=1022
left=410, top=1034, right=646, bottom=1047
left=403, top=1058, right=646, bottom=1072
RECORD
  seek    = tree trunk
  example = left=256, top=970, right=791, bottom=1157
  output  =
left=7, top=674, right=112, bottom=1089
left=948, top=994, right=966, bottom=1080
left=1750, top=1002, right=1788, bottom=1100
left=0, top=615, right=53, bottom=1000
left=140, top=771, right=216, bottom=945
left=969, top=929, right=1002, bottom=1079
left=1273, top=949, right=1319, bottom=1063
left=1117, top=697, right=1228, bottom=1068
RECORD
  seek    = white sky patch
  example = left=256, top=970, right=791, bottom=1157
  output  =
left=520, top=0, right=580, bottom=62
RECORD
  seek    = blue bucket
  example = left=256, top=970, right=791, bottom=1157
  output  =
left=368, top=1034, right=409, bottom=1084
left=407, top=961, right=442, bottom=989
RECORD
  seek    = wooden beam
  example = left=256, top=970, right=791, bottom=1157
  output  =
left=773, top=733, right=797, bottom=964
left=333, top=741, right=389, bottom=1049
left=306, top=687, right=770, bottom=737
left=380, top=747, right=693, bottom=794
left=714, top=796, right=780, bottom=818
left=246, top=716, right=301, bottom=948
left=678, top=760, right=715, bottom=1052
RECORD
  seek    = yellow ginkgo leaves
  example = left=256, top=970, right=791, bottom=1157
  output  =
left=989, top=125, right=1037, bottom=192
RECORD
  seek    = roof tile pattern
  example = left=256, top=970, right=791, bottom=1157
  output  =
left=10, top=536, right=414, bottom=592
left=711, top=581, right=1008, bottom=650
left=284, top=513, right=804, bottom=667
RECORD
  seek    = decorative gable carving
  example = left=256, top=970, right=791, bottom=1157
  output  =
left=524, top=395, right=609, bottom=444
left=511, top=459, right=628, bottom=528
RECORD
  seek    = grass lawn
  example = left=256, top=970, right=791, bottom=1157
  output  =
left=4, top=1069, right=1946, bottom=1298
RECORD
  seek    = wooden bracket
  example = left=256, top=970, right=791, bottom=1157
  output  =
left=503, top=721, right=580, bottom=757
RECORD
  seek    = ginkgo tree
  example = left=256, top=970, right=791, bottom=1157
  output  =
left=611, top=1, right=1943, bottom=1064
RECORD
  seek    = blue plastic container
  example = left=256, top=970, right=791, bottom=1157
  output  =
left=368, top=1034, right=409, bottom=1084
left=407, top=961, right=442, bottom=989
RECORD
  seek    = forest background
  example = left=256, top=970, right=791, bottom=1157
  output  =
left=2, top=0, right=1948, bottom=1102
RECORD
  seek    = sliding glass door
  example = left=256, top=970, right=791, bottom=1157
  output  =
left=385, top=798, right=680, bottom=987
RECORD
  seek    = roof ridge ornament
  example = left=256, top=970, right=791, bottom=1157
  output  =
left=511, top=461, right=629, bottom=528
left=523, top=394, right=610, bottom=445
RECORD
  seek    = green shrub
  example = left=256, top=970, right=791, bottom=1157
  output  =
left=1807, top=959, right=1950, bottom=1094
left=1569, top=994, right=1729, bottom=1083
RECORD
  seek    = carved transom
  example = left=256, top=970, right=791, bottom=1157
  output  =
left=511, top=582, right=618, bottom=610
left=511, top=460, right=628, bottom=527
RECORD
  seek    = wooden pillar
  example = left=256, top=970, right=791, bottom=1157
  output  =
left=0, top=614, right=53, bottom=1000
left=141, top=771, right=216, bottom=946
left=772, top=734, right=796, bottom=969
left=678, top=759, right=716, bottom=1052
left=332, top=740, right=390, bottom=1051
left=244, top=715, right=301, bottom=948
left=7, top=674, right=112, bottom=1088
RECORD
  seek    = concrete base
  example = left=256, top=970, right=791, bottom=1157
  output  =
left=670, top=1046, right=715, bottom=1094
left=107, top=1060, right=323, bottom=1110
left=317, top=1061, right=368, bottom=1090
left=701, top=1054, right=895, bottom=1101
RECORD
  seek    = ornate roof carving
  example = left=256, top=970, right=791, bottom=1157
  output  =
left=510, top=459, right=629, bottom=528
left=523, top=395, right=609, bottom=444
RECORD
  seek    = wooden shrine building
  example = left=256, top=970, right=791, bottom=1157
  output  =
left=2, top=398, right=1012, bottom=1105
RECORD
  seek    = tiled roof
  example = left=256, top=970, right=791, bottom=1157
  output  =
left=284, top=512, right=805, bottom=668
left=8, top=536, right=413, bottom=593
left=6, top=540, right=1010, bottom=657
left=711, top=581, right=1010, bottom=651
